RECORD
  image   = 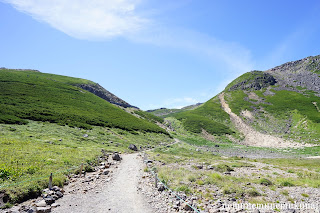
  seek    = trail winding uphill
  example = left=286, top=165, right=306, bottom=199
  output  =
left=219, top=93, right=312, bottom=148
left=53, top=153, right=153, bottom=213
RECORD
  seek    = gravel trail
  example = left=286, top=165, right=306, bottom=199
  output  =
left=53, top=153, right=153, bottom=213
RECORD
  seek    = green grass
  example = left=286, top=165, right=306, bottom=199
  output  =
left=259, top=178, right=273, bottom=186
left=281, top=190, right=289, bottom=196
left=0, top=69, right=167, bottom=134
left=224, top=90, right=254, bottom=115
left=169, top=96, right=234, bottom=135
left=247, top=188, right=261, bottom=197
left=262, top=90, right=320, bottom=123
left=258, top=158, right=320, bottom=171
left=0, top=121, right=173, bottom=204
left=279, top=180, right=295, bottom=187
left=175, top=185, right=192, bottom=195
left=185, top=96, right=230, bottom=124
left=173, top=113, right=233, bottom=135
left=134, top=110, right=164, bottom=123
left=148, top=108, right=187, bottom=117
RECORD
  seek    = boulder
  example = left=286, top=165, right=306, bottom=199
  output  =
left=27, top=206, right=37, bottom=213
left=55, top=191, right=63, bottom=198
left=144, top=159, right=153, bottom=164
left=158, top=184, right=166, bottom=192
left=102, top=170, right=110, bottom=175
left=196, top=165, right=203, bottom=169
left=112, top=153, right=121, bottom=161
left=128, top=144, right=138, bottom=151
left=44, top=196, right=55, bottom=205
left=0, top=192, right=9, bottom=208
left=181, top=203, right=193, bottom=211
left=51, top=203, right=60, bottom=208
left=36, top=200, right=47, bottom=207
left=51, top=186, right=61, bottom=192
left=36, top=206, right=52, bottom=213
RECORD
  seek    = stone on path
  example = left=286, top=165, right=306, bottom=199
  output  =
left=112, top=153, right=121, bottom=161
left=128, top=144, right=138, bottom=151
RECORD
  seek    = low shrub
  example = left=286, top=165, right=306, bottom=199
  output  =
left=259, top=178, right=272, bottom=186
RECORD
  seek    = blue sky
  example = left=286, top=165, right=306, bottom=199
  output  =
left=1, top=0, right=320, bottom=110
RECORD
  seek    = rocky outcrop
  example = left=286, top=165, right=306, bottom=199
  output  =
left=266, top=55, right=320, bottom=95
left=77, top=83, right=138, bottom=108
left=229, top=71, right=277, bottom=91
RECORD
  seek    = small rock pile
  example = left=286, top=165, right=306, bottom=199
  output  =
left=34, top=186, right=64, bottom=212
left=3, top=186, right=64, bottom=213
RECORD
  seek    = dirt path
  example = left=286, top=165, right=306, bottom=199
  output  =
left=53, top=153, right=154, bottom=213
left=219, top=93, right=311, bottom=148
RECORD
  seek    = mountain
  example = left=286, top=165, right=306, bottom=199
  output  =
left=78, top=83, right=137, bottom=108
left=147, top=103, right=202, bottom=117
left=166, top=55, right=320, bottom=146
left=0, top=68, right=166, bottom=134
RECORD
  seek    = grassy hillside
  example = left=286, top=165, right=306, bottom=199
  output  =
left=224, top=70, right=320, bottom=144
left=0, top=69, right=167, bottom=134
left=134, top=110, right=164, bottom=124
left=147, top=103, right=202, bottom=117
left=147, top=108, right=182, bottom=117
left=169, top=96, right=234, bottom=135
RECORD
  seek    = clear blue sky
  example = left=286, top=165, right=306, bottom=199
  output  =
left=1, top=0, right=320, bottom=110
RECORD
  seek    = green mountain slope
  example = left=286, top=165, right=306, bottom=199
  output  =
left=147, top=103, right=202, bottom=117
left=0, top=69, right=166, bottom=134
left=168, top=96, right=234, bottom=135
left=223, top=55, right=320, bottom=144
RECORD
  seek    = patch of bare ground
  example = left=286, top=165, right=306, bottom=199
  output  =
left=201, top=129, right=218, bottom=142
left=306, top=156, right=320, bottom=159
left=51, top=153, right=155, bottom=213
left=247, top=92, right=260, bottom=100
left=219, top=93, right=313, bottom=148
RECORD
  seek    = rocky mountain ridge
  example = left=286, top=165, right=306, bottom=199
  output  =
left=228, top=71, right=277, bottom=91
left=266, top=55, right=320, bottom=95
left=78, top=83, right=138, bottom=109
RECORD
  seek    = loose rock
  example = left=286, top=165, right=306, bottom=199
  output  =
left=36, top=206, right=52, bottom=213
left=36, top=200, right=47, bottom=207
left=128, top=144, right=138, bottom=151
left=112, top=153, right=121, bottom=161
left=102, top=170, right=110, bottom=175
